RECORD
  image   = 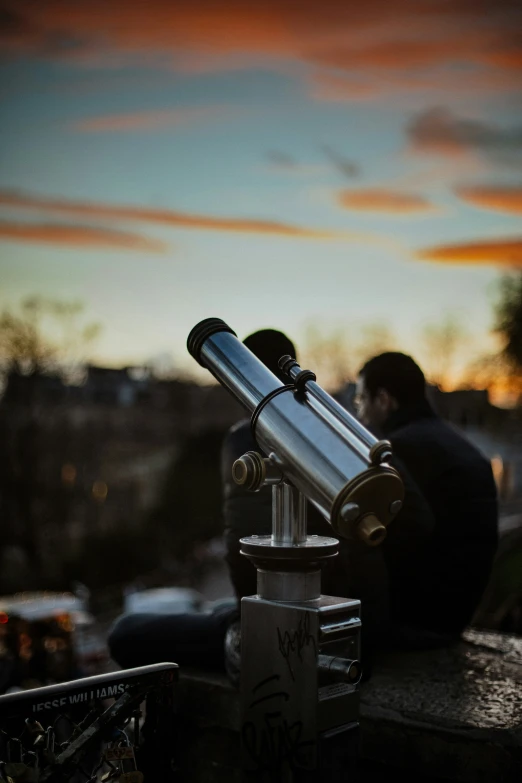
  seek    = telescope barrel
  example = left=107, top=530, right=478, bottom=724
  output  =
left=279, top=357, right=393, bottom=465
left=187, top=318, right=404, bottom=539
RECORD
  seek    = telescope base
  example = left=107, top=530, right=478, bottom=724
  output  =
left=240, top=593, right=361, bottom=779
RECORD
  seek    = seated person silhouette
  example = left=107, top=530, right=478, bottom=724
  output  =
left=354, top=352, right=498, bottom=640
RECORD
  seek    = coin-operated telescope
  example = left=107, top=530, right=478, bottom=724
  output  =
left=187, top=318, right=404, bottom=780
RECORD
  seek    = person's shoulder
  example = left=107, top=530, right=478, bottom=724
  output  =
left=393, top=415, right=490, bottom=467
left=391, top=413, right=450, bottom=442
left=388, top=418, right=433, bottom=450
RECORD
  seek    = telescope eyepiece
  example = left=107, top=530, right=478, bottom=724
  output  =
left=187, top=318, right=236, bottom=366
left=278, top=354, right=298, bottom=376
left=278, top=356, right=317, bottom=390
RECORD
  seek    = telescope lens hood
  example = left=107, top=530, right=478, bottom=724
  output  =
left=187, top=318, right=237, bottom=365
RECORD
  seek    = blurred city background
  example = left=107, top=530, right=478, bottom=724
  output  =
left=0, top=0, right=521, bottom=678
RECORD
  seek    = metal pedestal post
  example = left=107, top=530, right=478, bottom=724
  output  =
left=239, top=479, right=361, bottom=782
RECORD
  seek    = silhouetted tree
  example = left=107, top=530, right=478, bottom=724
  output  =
left=353, top=323, right=397, bottom=368
left=494, top=273, right=522, bottom=372
left=302, top=322, right=396, bottom=391
left=0, top=297, right=100, bottom=589
left=463, top=275, right=522, bottom=406
left=0, top=297, right=99, bottom=384
left=301, top=324, right=354, bottom=390
left=422, top=313, right=469, bottom=389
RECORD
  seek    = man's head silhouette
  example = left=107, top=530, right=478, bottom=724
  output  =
left=356, top=352, right=426, bottom=430
left=243, top=329, right=297, bottom=383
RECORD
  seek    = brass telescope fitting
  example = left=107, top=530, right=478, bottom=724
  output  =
left=356, top=513, right=387, bottom=547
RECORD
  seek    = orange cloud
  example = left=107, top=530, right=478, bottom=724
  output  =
left=310, top=38, right=464, bottom=73
left=73, top=105, right=229, bottom=132
left=0, top=221, right=166, bottom=252
left=455, top=186, right=522, bottom=215
left=0, top=190, right=344, bottom=240
left=338, top=189, right=433, bottom=214
left=416, top=238, right=522, bottom=267
left=311, top=67, right=519, bottom=103
left=1, top=1, right=521, bottom=100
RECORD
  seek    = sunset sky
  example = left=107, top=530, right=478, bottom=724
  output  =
left=1, top=0, right=521, bottom=386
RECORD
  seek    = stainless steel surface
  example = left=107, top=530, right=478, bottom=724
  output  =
left=272, top=481, right=307, bottom=545
left=298, top=386, right=374, bottom=465
left=238, top=477, right=360, bottom=775
left=256, top=569, right=321, bottom=601
left=189, top=322, right=404, bottom=538
left=280, top=357, right=394, bottom=466
left=239, top=534, right=339, bottom=562
left=240, top=596, right=361, bottom=774
left=240, top=598, right=319, bottom=773
left=254, top=388, right=403, bottom=536
left=317, top=602, right=361, bottom=646
left=199, top=328, right=281, bottom=411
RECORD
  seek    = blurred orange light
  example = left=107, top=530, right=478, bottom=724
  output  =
left=44, top=638, right=58, bottom=653
left=62, top=463, right=77, bottom=485
left=491, top=455, right=503, bottom=489
left=56, top=614, right=73, bottom=632
left=19, top=633, right=32, bottom=660
left=92, top=480, right=108, bottom=502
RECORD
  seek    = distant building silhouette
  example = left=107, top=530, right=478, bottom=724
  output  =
left=82, top=366, right=150, bottom=407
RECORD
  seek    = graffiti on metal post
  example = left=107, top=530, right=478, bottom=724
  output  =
left=276, top=612, right=316, bottom=681
left=242, top=674, right=315, bottom=781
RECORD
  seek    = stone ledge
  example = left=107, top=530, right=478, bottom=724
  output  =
left=175, top=630, right=522, bottom=782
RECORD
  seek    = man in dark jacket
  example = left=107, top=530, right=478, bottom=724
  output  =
left=355, top=352, right=498, bottom=637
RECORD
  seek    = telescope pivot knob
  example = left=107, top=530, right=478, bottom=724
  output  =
left=232, top=451, right=264, bottom=490
left=357, top=513, right=387, bottom=546
left=232, top=451, right=283, bottom=492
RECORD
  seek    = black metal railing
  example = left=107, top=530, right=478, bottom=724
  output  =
left=0, top=662, right=178, bottom=782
